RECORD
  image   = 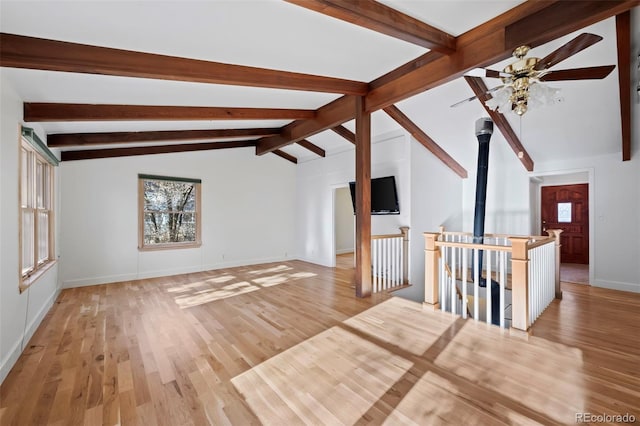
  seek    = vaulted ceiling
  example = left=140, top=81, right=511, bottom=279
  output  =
left=1, top=1, right=637, bottom=169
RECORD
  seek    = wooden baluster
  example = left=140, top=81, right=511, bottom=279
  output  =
left=393, top=237, right=398, bottom=286
left=372, top=239, right=378, bottom=293
left=400, top=227, right=409, bottom=285
left=462, top=247, right=468, bottom=319
left=486, top=249, right=492, bottom=325
left=500, top=250, right=506, bottom=328
left=546, top=229, right=563, bottom=299
left=440, top=247, right=446, bottom=311
left=391, top=237, right=396, bottom=287
left=384, top=238, right=388, bottom=290
left=473, top=248, right=479, bottom=321
left=424, top=233, right=440, bottom=309
left=510, top=237, right=530, bottom=332
left=451, top=242, right=457, bottom=315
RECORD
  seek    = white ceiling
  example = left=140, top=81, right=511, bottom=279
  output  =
left=0, top=1, right=634, bottom=166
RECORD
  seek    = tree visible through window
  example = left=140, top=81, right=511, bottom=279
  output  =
left=139, top=175, right=201, bottom=250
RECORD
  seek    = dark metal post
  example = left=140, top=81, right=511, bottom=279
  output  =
left=473, top=118, right=499, bottom=325
left=473, top=117, right=494, bottom=247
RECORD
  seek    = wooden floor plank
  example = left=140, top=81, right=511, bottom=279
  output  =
left=0, top=260, right=638, bottom=425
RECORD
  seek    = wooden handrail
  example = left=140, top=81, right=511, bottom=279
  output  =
left=371, top=233, right=403, bottom=240
left=526, top=237, right=555, bottom=250
left=435, top=240, right=512, bottom=252
left=439, top=229, right=551, bottom=242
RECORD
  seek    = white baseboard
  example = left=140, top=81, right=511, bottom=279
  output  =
left=0, top=287, right=61, bottom=384
left=336, top=249, right=354, bottom=255
left=592, top=279, right=640, bottom=293
left=63, top=256, right=295, bottom=288
left=63, top=272, right=139, bottom=288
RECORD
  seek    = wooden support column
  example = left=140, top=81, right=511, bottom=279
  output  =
left=355, top=96, right=371, bottom=298
left=546, top=229, right=564, bottom=299
left=423, top=232, right=440, bottom=309
left=510, top=237, right=531, bottom=332
left=400, top=226, right=410, bottom=285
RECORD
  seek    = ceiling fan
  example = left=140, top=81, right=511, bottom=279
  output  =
left=452, top=33, right=616, bottom=116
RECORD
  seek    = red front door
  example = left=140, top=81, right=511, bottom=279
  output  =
left=541, top=184, right=589, bottom=264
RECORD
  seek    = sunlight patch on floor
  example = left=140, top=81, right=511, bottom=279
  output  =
left=344, top=297, right=457, bottom=356
left=171, top=266, right=318, bottom=308
left=231, top=326, right=413, bottom=425
left=174, top=281, right=260, bottom=308
left=248, top=265, right=293, bottom=275
left=383, top=371, right=539, bottom=425
left=434, top=320, right=585, bottom=424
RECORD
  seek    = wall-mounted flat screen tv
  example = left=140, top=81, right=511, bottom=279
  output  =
left=349, top=176, right=400, bottom=215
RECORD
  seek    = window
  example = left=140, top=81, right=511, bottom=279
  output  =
left=557, top=202, right=572, bottom=223
left=138, top=174, right=201, bottom=250
left=20, top=128, right=56, bottom=290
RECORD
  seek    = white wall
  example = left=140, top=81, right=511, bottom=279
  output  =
left=462, top=132, right=532, bottom=236
left=59, top=148, right=296, bottom=287
left=534, top=154, right=640, bottom=293
left=334, top=187, right=354, bottom=254
left=394, top=137, right=463, bottom=302
left=1, top=72, right=61, bottom=384
left=295, top=131, right=410, bottom=267
left=461, top=133, right=639, bottom=293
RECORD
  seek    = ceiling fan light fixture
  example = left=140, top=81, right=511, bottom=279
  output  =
left=484, top=86, right=512, bottom=113
left=528, top=82, right=563, bottom=108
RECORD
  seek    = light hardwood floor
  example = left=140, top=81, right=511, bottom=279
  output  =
left=1, top=260, right=638, bottom=425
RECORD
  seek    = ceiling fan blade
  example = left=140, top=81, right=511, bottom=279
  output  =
left=539, top=65, right=615, bottom=81
left=466, top=68, right=509, bottom=78
left=485, top=69, right=510, bottom=78
left=534, top=33, right=603, bottom=71
left=450, top=94, right=479, bottom=108
left=450, top=85, right=504, bottom=108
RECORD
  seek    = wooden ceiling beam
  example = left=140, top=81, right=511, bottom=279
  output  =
left=296, top=139, right=326, bottom=157
left=383, top=105, right=467, bottom=178
left=0, top=33, right=368, bottom=95
left=256, top=1, right=637, bottom=154
left=365, top=0, right=638, bottom=113
left=24, top=103, right=315, bottom=122
left=285, top=0, right=455, bottom=53
left=464, top=76, right=535, bottom=172
left=61, top=140, right=257, bottom=161
left=331, top=125, right=356, bottom=145
left=272, top=150, right=298, bottom=164
left=616, top=11, right=631, bottom=161
left=48, top=128, right=280, bottom=147
left=256, top=95, right=356, bottom=154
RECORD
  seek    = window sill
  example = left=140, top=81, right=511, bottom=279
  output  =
left=20, top=259, right=58, bottom=293
left=138, top=242, right=202, bottom=252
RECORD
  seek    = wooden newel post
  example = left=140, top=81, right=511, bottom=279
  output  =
left=546, top=229, right=563, bottom=299
left=424, top=232, right=440, bottom=309
left=510, top=237, right=530, bottom=332
left=400, top=226, right=410, bottom=285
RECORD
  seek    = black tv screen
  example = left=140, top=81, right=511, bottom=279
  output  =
left=349, top=176, right=400, bottom=215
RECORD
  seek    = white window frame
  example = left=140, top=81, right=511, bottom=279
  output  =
left=138, top=174, right=202, bottom=251
left=19, top=131, right=56, bottom=291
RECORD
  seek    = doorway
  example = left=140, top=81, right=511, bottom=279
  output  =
left=541, top=183, right=590, bottom=284
left=334, top=186, right=355, bottom=269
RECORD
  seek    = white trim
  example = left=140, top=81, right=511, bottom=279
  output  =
left=336, top=249, right=354, bottom=255
left=0, top=287, right=61, bottom=384
left=592, top=279, right=640, bottom=293
left=63, top=255, right=294, bottom=288
left=63, top=272, right=138, bottom=288
left=529, top=167, right=595, bottom=287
